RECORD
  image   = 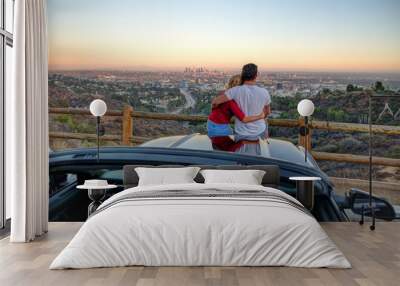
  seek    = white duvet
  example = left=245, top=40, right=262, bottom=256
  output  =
left=50, top=183, right=351, bottom=269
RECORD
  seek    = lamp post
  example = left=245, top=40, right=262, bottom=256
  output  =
left=297, top=99, right=315, bottom=162
left=89, top=99, right=107, bottom=163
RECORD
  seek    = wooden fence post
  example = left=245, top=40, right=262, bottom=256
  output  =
left=122, top=105, right=133, bottom=146
left=298, top=117, right=312, bottom=150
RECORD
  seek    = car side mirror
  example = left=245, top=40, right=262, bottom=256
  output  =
left=347, top=188, right=396, bottom=221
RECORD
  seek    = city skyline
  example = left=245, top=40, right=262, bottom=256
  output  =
left=48, top=0, right=400, bottom=73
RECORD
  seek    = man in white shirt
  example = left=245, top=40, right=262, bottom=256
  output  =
left=212, top=63, right=271, bottom=140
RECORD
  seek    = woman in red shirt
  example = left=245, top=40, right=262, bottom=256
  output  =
left=207, top=75, right=264, bottom=138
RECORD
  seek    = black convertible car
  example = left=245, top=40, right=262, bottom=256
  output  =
left=49, top=134, right=397, bottom=222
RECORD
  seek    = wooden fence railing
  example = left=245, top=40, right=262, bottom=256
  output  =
left=49, top=106, right=400, bottom=167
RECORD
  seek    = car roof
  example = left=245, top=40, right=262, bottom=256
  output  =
left=140, top=134, right=316, bottom=168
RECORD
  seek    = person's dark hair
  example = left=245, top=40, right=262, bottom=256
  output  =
left=241, top=63, right=258, bottom=83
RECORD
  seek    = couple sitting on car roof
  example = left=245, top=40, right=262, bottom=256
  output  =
left=207, top=63, right=271, bottom=150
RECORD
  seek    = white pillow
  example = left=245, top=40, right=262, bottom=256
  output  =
left=135, top=167, right=200, bottom=186
left=200, top=169, right=266, bottom=185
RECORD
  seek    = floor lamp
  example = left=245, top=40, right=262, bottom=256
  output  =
left=89, top=99, right=107, bottom=163
left=360, top=92, right=399, bottom=231
left=297, top=99, right=315, bottom=162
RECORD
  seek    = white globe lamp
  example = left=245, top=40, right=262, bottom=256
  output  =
left=297, top=99, right=315, bottom=117
left=89, top=99, right=107, bottom=162
left=297, top=99, right=315, bottom=162
left=90, top=99, right=107, bottom=117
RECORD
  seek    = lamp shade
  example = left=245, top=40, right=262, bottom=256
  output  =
left=297, top=99, right=315, bottom=117
left=90, top=99, right=107, bottom=117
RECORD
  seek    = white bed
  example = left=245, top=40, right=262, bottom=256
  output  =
left=50, top=183, right=351, bottom=269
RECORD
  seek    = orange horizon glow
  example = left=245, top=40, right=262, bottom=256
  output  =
left=48, top=48, right=400, bottom=73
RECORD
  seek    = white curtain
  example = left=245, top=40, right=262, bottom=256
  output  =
left=7, top=0, right=49, bottom=242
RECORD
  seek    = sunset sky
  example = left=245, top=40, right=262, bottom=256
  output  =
left=48, top=0, right=400, bottom=72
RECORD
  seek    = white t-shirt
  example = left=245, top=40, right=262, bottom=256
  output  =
left=226, top=84, right=271, bottom=136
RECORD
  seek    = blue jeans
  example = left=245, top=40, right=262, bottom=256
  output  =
left=234, top=126, right=268, bottom=142
left=207, top=120, right=233, bottom=137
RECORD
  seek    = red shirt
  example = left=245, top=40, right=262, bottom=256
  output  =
left=208, top=100, right=245, bottom=124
